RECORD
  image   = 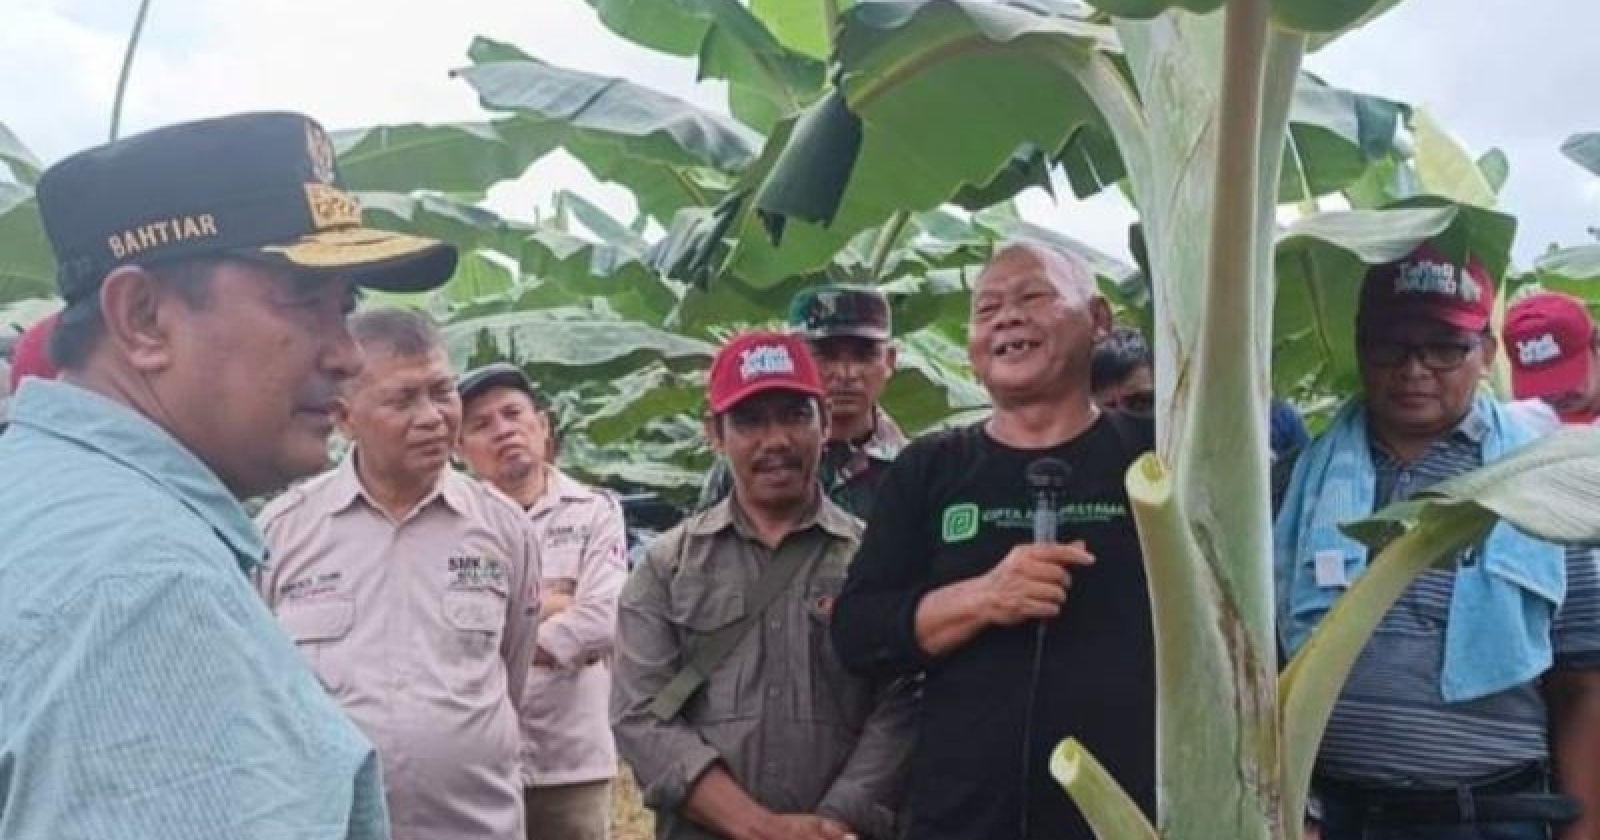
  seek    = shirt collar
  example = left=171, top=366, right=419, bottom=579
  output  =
left=11, top=379, right=265, bottom=571
left=689, top=492, right=856, bottom=541
left=860, top=406, right=908, bottom=461
left=1365, top=399, right=1490, bottom=463
left=525, top=466, right=593, bottom=518
left=326, top=449, right=471, bottom=519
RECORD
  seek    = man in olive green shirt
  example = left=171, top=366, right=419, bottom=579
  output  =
left=613, top=330, right=914, bottom=840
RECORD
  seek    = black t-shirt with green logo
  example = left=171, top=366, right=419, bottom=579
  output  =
left=831, top=411, right=1155, bottom=840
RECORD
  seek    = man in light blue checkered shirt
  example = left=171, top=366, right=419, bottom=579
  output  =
left=0, top=112, right=459, bottom=839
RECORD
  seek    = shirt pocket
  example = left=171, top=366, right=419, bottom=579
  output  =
left=443, top=588, right=507, bottom=652
left=667, top=574, right=749, bottom=720
left=441, top=587, right=509, bottom=698
left=279, top=599, right=356, bottom=694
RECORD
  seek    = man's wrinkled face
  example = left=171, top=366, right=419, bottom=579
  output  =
left=968, top=249, right=1108, bottom=404
left=808, top=336, right=894, bottom=432
left=459, top=385, right=549, bottom=489
left=709, top=390, right=827, bottom=512
left=338, top=347, right=461, bottom=483
left=1358, top=317, right=1494, bottom=442
left=160, top=261, right=362, bottom=497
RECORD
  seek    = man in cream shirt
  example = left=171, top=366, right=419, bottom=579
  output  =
left=459, top=362, right=629, bottom=840
left=258, top=310, right=542, bottom=840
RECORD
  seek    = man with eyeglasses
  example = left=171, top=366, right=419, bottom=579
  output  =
left=1504, top=291, right=1600, bottom=432
left=1273, top=245, right=1600, bottom=840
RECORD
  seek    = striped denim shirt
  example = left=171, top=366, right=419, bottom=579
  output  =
left=0, top=380, right=389, bottom=839
left=1317, top=409, right=1600, bottom=787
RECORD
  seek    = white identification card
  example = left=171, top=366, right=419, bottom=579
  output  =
left=1314, top=550, right=1348, bottom=588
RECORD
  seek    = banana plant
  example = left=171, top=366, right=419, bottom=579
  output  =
left=0, top=125, right=51, bottom=317
left=705, top=2, right=1596, bottom=840
left=1513, top=132, right=1600, bottom=313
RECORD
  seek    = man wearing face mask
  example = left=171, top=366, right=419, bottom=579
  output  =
left=1275, top=246, right=1600, bottom=840
left=831, top=242, right=1158, bottom=840
left=613, top=330, right=914, bottom=840
left=698, top=285, right=908, bottom=520
left=257, top=308, right=543, bottom=840
left=458, top=362, right=628, bottom=840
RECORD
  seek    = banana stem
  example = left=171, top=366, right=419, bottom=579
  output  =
left=1053, top=739, right=1163, bottom=840
left=867, top=210, right=910, bottom=282
left=110, top=0, right=155, bottom=141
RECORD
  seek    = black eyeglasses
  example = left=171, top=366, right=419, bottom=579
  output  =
left=1358, top=336, right=1482, bottom=372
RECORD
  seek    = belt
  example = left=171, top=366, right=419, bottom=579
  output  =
left=1316, top=762, right=1581, bottom=826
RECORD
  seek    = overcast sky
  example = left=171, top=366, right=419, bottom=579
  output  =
left=3, top=0, right=1595, bottom=268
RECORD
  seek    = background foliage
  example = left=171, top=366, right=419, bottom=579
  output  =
left=2, top=0, right=1597, bottom=507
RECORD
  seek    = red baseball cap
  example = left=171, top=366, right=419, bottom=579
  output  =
left=1505, top=292, right=1595, bottom=402
left=707, top=330, right=825, bottom=414
left=8, top=313, right=61, bottom=392
left=1358, top=244, right=1495, bottom=332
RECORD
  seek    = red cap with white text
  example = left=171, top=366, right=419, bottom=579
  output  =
left=706, top=330, right=825, bottom=414
left=1505, top=291, right=1595, bottom=402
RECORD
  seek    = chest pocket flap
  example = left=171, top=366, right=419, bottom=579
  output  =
left=443, top=590, right=504, bottom=634
left=667, top=574, right=747, bottom=635
left=280, top=599, right=355, bottom=644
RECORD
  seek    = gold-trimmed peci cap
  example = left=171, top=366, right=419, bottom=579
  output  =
left=35, top=111, right=457, bottom=301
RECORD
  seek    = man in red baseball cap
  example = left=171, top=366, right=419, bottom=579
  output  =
left=612, top=330, right=912, bottom=840
left=1276, top=244, right=1600, bottom=839
left=1505, top=291, right=1600, bottom=426
left=7, top=312, right=61, bottom=392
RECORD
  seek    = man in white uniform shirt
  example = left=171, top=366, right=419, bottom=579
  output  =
left=459, top=362, right=629, bottom=840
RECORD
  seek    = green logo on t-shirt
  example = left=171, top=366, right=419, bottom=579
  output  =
left=941, top=503, right=979, bottom=543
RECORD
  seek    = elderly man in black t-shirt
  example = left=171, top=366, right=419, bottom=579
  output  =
left=831, top=242, right=1157, bottom=840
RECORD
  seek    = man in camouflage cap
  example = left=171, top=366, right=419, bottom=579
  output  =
left=697, top=284, right=908, bottom=520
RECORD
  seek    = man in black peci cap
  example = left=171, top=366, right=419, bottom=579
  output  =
left=0, top=112, right=457, bottom=840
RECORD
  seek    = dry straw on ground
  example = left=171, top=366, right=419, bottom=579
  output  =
left=611, top=768, right=654, bottom=840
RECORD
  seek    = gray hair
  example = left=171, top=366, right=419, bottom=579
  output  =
left=347, top=306, right=443, bottom=357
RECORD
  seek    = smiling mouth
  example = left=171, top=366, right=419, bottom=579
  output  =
left=993, top=338, right=1041, bottom=358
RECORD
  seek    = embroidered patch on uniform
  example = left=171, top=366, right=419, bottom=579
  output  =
left=278, top=571, right=343, bottom=600
left=546, top=523, right=590, bottom=548
left=447, top=555, right=506, bottom=589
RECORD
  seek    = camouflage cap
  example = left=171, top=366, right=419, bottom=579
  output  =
left=787, top=284, right=891, bottom=341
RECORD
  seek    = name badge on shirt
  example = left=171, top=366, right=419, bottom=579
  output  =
left=1314, top=550, right=1349, bottom=588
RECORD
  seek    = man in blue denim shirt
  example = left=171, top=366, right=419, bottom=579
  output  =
left=0, top=112, right=457, bottom=839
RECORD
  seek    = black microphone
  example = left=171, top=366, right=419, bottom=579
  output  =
left=1026, top=458, right=1072, bottom=545
left=1019, top=457, right=1072, bottom=840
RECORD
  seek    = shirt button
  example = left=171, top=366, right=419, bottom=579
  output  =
left=767, top=685, right=781, bottom=698
left=768, top=618, right=781, bottom=630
